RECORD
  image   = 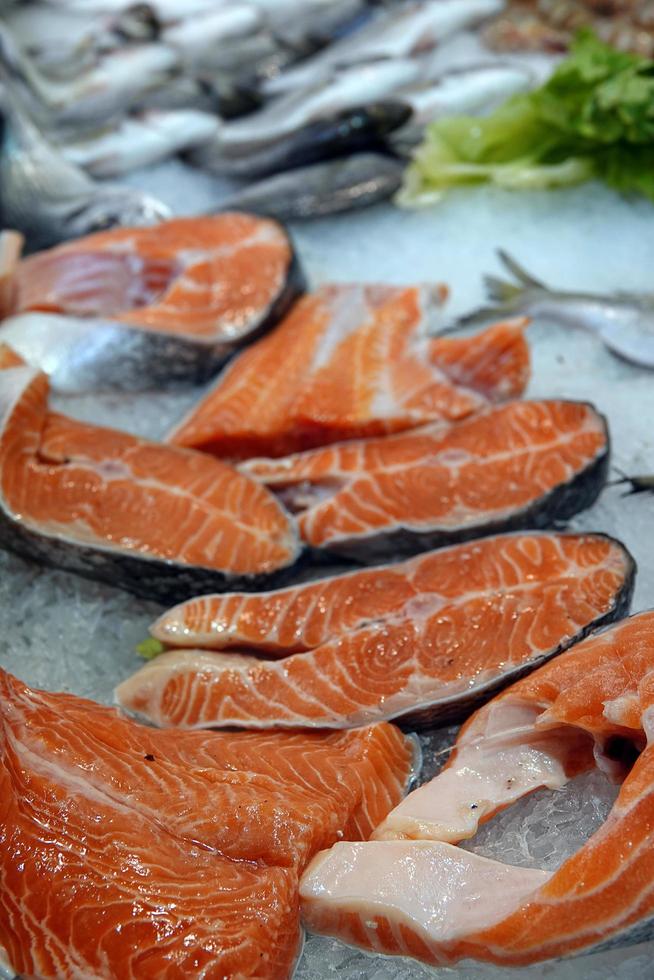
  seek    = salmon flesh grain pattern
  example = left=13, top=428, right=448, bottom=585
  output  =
left=0, top=354, right=300, bottom=601
left=241, top=398, right=610, bottom=561
left=300, top=610, right=654, bottom=967
left=168, top=282, right=530, bottom=458
left=0, top=214, right=303, bottom=392
left=0, top=669, right=416, bottom=978
left=116, top=531, right=634, bottom=729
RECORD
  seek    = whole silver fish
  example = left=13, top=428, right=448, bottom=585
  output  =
left=0, top=85, right=170, bottom=250
left=5, top=2, right=160, bottom=77
left=41, top=0, right=224, bottom=21
left=195, top=30, right=319, bottom=97
left=61, top=109, right=218, bottom=176
left=390, top=62, right=535, bottom=150
left=137, top=71, right=260, bottom=119
left=263, top=0, right=505, bottom=96
left=162, top=6, right=262, bottom=69
left=188, top=102, right=409, bottom=178
left=0, top=21, right=179, bottom=135
left=219, top=153, right=404, bottom=220
left=461, top=250, right=654, bottom=370
left=274, top=0, right=371, bottom=51
left=213, top=58, right=421, bottom=154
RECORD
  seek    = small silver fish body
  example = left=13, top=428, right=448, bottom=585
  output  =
left=61, top=109, right=219, bottom=177
left=390, top=62, right=535, bottom=149
left=463, top=251, right=654, bottom=370
left=212, top=58, right=421, bottom=154
left=0, top=22, right=179, bottom=136
left=263, top=0, right=505, bottom=96
left=5, top=2, right=160, bottom=78
left=188, top=102, right=410, bottom=179
left=220, top=153, right=404, bottom=221
left=162, top=6, right=262, bottom=70
left=42, top=0, right=226, bottom=22
left=0, top=86, right=170, bottom=250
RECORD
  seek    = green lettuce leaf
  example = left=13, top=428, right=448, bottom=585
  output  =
left=399, top=31, right=654, bottom=207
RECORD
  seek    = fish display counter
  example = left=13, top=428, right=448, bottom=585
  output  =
left=2, top=160, right=654, bottom=979
left=2, top=3, right=654, bottom=978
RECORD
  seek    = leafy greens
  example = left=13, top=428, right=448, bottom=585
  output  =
left=399, top=32, right=654, bottom=206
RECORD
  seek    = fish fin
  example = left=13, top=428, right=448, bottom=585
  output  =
left=483, top=274, right=524, bottom=304
left=478, top=251, right=547, bottom=307
left=621, top=484, right=653, bottom=497
left=608, top=468, right=654, bottom=495
left=497, top=249, right=547, bottom=290
left=443, top=253, right=548, bottom=330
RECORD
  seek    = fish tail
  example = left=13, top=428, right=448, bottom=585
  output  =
left=449, top=251, right=547, bottom=330
left=483, top=250, right=547, bottom=304
left=608, top=467, right=654, bottom=496
left=483, top=274, right=523, bottom=304
left=497, top=249, right=547, bottom=289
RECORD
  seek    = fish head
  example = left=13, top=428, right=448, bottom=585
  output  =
left=64, top=187, right=171, bottom=239
left=357, top=100, right=413, bottom=135
left=113, top=3, right=162, bottom=43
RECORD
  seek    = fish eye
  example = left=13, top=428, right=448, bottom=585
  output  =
left=87, top=210, right=117, bottom=232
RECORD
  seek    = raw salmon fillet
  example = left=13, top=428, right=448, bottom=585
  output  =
left=0, top=669, right=415, bottom=979
left=168, top=282, right=530, bottom=458
left=0, top=356, right=300, bottom=601
left=116, top=531, right=634, bottom=729
left=242, top=399, right=609, bottom=560
left=301, top=610, right=654, bottom=967
left=0, top=215, right=302, bottom=391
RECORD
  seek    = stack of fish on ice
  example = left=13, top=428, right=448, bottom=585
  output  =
left=0, top=0, right=547, bottom=232
left=1, top=186, right=653, bottom=976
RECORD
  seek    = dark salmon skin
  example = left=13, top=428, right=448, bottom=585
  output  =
left=242, top=399, right=610, bottom=561
left=301, top=610, right=654, bottom=968
left=0, top=214, right=304, bottom=392
left=0, top=359, right=301, bottom=601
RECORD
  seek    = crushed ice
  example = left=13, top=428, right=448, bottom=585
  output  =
left=3, top=157, right=654, bottom=980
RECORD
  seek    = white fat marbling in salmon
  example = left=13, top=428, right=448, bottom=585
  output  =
left=0, top=351, right=300, bottom=601
left=0, top=668, right=415, bottom=978
left=169, top=282, right=529, bottom=458
left=0, top=214, right=303, bottom=391
left=241, top=399, right=609, bottom=560
left=300, top=610, right=654, bottom=967
left=116, top=531, right=634, bottom=729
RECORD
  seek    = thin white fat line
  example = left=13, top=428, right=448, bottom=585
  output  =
left=9, top=730, right=221, bottom=857
left=308, top=427, right=606, bottom=541
left=206, top=549, right=619, bottom=657
left=270, top=414, right=605, bottom=496
left=21, top=455, right=285, bottom=549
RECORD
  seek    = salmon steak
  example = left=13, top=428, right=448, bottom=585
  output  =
left=168, top=282, right=530, bottom=459
left=300, top=610, right=654, bottom=968
left=0, top=354, right=300, bottom=601
left=241, top=399, right=610, bottom=561
left=0, top=669, right=416, bottom=979
left=0, top=215, right=302, bottom=392
left=116, top=531, right=634, bottom=730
